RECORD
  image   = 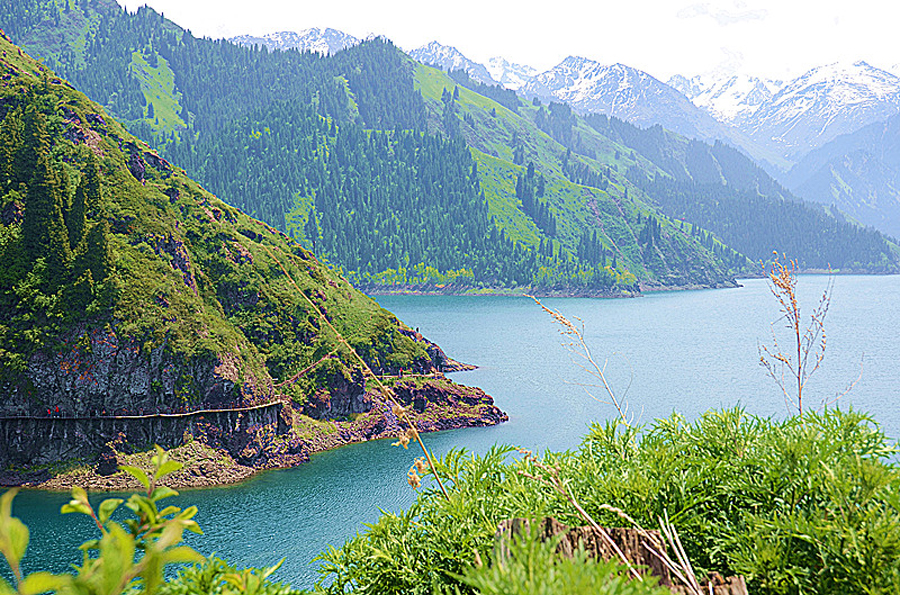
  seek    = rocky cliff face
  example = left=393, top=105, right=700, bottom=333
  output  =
left=0, top=402, right=288, bottom=468
left=2, top=326, right=272, bottom=417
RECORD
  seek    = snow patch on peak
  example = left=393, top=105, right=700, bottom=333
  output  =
left=670, top=72, right=783, bottom=123
left=229, top=28, right=361, bottom=55
left=487, top=56, right=537, bottom=90
left=408, top=42, right=497, bottom=86
left=740, top=61, right=900, bottom=159
left=519, top=57, right=736, bottom=149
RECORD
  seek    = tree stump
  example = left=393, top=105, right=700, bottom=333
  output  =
left=496, top=517, right=748, bottom=594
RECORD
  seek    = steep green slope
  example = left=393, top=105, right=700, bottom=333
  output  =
left=418, top=67, right=742, bottom=287
left=0, top=32, right=459, bottom=428
left=784, top=114, right=900, bottom=241
left=443, top=67, right=900, bottom=272
left=582, top=115, right=900, bottom=270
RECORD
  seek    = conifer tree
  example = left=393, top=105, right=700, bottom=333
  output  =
left=67, top=155, right=101, bottom=251
left=15, top=108, right=73, bottom=288
left=23, top=151, right=73, bottom=286
left=0, top=107, right=24, bottom=193
left=81, top=219, right=112, bottom=284
left=19, top=107, right=48, bottom=180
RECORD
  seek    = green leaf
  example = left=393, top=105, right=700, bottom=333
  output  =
left=160, top=546, right=204, bottom=565
left=18, top=572, right=69, bottom=595
left=259, top=558, right=285, bottom=582
left=155, top=460, right=183, bottom=480
left=0, top=577, right=15, bottom=595
left=128, top=494, right=158, bottom=522
left=0, top=490, right=17, bottom=522
left=60, top=502, right=92, bottom=516
left=179, top=505, right=199, bottom=520
left=98, top=498, right=123, bottom=525
left=78, top=539, right=100, bottom=551
left=97, top=525, right=136, bottom=595
left=120, top=465, right=151, bottom=490
left=150, top=486, right=178, bottom=502
left=185, top=520, right=203, bottom=535
left=5, top=517, right=28, bottom=563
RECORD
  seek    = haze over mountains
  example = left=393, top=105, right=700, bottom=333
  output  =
left=222, top=25, right=900, bottom=241
left=402, top=38, right=900, bottom=240
left=230, top=28, right=362, bottom=55
left=227, top=28, right=900, bottom=166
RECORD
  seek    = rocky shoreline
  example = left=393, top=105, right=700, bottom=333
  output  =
left=0, top=375, right=506, bottom=491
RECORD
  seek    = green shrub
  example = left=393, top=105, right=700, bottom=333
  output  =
left=0, top=447, right=298, bottom=595
left=314, top=407, right=900, bottom=595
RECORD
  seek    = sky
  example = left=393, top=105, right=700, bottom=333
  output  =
left=115, top=0, right=900, bottom=81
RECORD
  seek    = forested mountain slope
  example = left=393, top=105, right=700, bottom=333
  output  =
left=4, top=0, right=898, bottom=283
left=783, top=114, right=900, bottom=240
left=580, top=115, right=899, bottom=270
left=442, top=67, right=900, bottom=273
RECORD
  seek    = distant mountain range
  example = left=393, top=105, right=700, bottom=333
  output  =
left=229, top=28, right=361, bottom=55
left=784, top=114, right=900, bottom=239
left=741, top=62, right=900, bottom=161
left=406, top=40, right=900, bottom=238
left=667, top=73, right=783, bottom=125
left=228, top=31, right=900, bottom=167
left=7, top=5, right=900, bottom=273
left=408, top=41, right=496, bottom=86
left=194, top=27, right=900, bottom=241
left=519, top=57, right=743, bottom=147
left=486, top=56, right=536, bottom=91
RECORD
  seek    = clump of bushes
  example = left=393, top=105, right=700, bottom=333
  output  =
left=315, top=407, right=900, bottom=594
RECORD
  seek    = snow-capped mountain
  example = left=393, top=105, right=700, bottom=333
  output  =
left=486, top=57, right=537, bottom=91
left=408, top=41, right=497, bottom=86
left=229, top=28, right=360, bottom=55
left=520, top=56, right=736, bottom=145
left=668, top=73, right=783, bottom=124
left=740, top=61, right=900, bottom=161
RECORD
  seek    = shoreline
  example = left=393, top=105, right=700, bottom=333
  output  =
left=365, top=268, right=895, bottom=299
left=0, top=375, right=506, bottom=492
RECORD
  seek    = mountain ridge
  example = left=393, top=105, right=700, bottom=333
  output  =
left=408, top=41, right=497, bottom=86
left=229, top=28, right=362, bottom=55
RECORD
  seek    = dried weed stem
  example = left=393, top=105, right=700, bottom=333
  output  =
left=263, top=245, right=450, bottom=500
left=528, top=295, right=632, bottom=427
left=758, top=255, right=832, bottom=416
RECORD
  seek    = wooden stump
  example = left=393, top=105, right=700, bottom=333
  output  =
left=495, top=517, right=748, bottom=594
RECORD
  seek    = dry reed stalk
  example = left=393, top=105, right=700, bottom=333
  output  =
left=758, top=255, right=832, bottom=416
left=528, top=294, right=633, bottom=427
left=525, top=297, right=705, bottom=593
left=597, top=504, right=702, bottom=594
left=262, top=245, right=450, bottom=500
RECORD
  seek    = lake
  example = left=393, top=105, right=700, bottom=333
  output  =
left=11, top=275, right=900, bottom=588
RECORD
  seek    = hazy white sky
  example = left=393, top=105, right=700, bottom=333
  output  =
left=115, top=0, right=899, bottom=81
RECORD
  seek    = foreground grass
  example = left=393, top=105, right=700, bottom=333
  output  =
left=313, top=407, right=900, bottom=595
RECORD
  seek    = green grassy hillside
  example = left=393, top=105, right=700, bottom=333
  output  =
left=417, top=67, right=741, bottom=287
left=0, top=31, right=439, bottom=418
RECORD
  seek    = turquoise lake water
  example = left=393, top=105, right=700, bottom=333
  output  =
left=10, top=276, right=900, bottom=588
